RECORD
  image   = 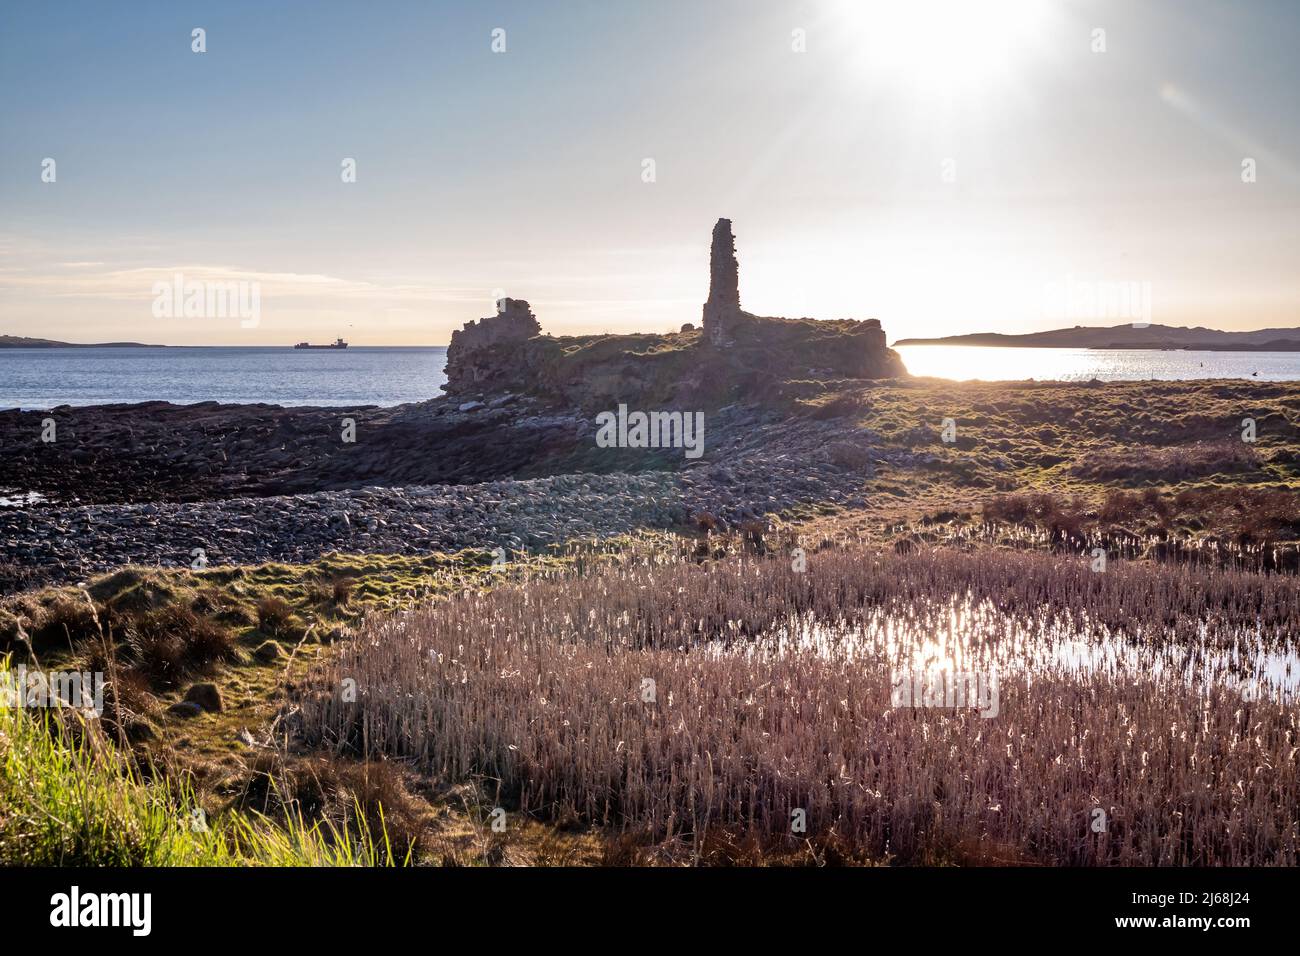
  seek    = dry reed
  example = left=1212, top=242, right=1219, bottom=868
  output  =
left=300, top=547, right=1300, bottom=865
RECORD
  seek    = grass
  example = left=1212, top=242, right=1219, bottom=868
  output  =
left=0, top=551, right=502, bottom=867
left=0, top=657, right=404, bottom=866
left=0, top=537, right=678, bottom=867
left=773, top=378, right=1300, bottom=572
left=792, top=377, right=1300, bottom=502
left=980, top=486, right=1300, bottom=545
left=300, top=543, right=1299, bottom=866
left=5, top=376, right=1300, bottom=866
left=1071, top=439, right=1260, bottom=482
left=0, top=546, right=566, bottom=671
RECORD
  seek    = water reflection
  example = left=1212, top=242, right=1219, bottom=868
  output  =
left=718, top=598, right=1298, bottom=703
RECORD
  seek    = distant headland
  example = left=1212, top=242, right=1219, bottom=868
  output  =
left=895, top=323, right=1300, bottom=351
left=0, top=335, right=165, bottom=349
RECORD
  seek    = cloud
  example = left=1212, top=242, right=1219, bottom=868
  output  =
left=0, top=259, right=487, bottom=305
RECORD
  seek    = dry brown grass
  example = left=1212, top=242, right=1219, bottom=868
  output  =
left=255, top=595, right=297, bottom=638
left=1071, top=440, right=1260, bottom=482
left=982, top=491, right=1091, bottom=540
left=301, top=546, right=1300, bottom=865
left=121, top=605, right=237, bottom=688
left=26, top=594, right=102, bottom=652
left=331, top=577, right=356, bottom=606
left=973, top=487, right=1300, bottom=570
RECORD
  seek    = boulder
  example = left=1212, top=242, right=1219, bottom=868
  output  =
left=182, top=682, right=223, bottom=713
left=167, top=700, right=204, bottom=719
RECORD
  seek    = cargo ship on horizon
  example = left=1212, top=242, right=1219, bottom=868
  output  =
left=293, top=337, right=348, bottom=350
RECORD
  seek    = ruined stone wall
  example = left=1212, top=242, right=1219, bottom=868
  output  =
left=443, top=298, right=542, bottom=391
left=700, top=218, right=896, bottom=369
left=863, top=318, right=887, bottom=352
left=441, top=222, right=908, bottom=403
left=450, top=299, right=540, bottom=353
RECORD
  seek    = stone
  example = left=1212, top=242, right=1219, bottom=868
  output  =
left=182, top=682, right=223, bottom=713
left=124, top=718, right=158, bottom=742
left=167, top=700, right=204, bottom=719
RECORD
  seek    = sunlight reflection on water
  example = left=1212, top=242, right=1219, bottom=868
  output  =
left=895, top=345, right=1300, bottom=382
left=714, top=599, right=1298, bottom=702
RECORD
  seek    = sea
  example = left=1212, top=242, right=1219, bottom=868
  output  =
left=896, top=345, right=1300, bottom=384
left=1, top=346, right=449, bottom=409
left=2, top=345, right=1299, bottom=410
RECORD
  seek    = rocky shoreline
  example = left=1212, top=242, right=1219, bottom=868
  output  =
left=0, top=395, right=596, bottom=505
left=1, top=399, right=902, bottom=587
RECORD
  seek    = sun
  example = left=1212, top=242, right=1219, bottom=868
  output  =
left=837, top=0, right=1050, bottom=95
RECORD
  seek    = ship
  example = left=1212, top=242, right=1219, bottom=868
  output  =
left=293, top=337, right=348, bottom=350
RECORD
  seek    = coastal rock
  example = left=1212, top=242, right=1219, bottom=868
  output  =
left=1, top=405, right=922, bottom=588
left=444, top=299, right=542, bottom=394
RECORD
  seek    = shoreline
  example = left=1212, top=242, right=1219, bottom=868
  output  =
left=8, top=368, right=1300, bottom=414
left=4, top=376, right=1297, bottom=589
left=895, top=341, right=1300, bottom=352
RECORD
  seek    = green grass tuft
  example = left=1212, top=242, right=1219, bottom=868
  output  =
left=0, top=657, right=406, bottom=867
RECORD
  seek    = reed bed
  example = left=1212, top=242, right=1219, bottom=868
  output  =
left=969, top=488, right=1300, bottom=572
left=300, top=548, right=1300, bottom=865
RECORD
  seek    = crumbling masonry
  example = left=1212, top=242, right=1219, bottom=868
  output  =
left=442, top=219, right=905, bottom=400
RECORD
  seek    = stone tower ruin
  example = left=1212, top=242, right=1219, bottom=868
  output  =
left=702, top=218, right=741, bottom=346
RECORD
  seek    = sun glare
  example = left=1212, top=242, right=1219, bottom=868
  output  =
left=840, top=0, right=1050, bottom=94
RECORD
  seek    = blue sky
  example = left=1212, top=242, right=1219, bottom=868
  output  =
left=2, top=0, right=1298, bottom=344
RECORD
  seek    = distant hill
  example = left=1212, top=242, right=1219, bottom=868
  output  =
left=893, top=323, right=1300, bottom=351
left=1, top=335, right=164, bottom=348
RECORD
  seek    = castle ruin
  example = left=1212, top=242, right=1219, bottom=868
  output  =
left=443, top=297, right=540, bottom=385
left=702, top=218, right=741, bottom=347
left=442, top=219, right=906, bottom=402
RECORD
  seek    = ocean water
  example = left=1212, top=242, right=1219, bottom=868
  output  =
left=1, top=347, right=449, bottom=409
left=3, top=344, right=1299, bottom=410
left=895, top=345, right=1300, bottom=382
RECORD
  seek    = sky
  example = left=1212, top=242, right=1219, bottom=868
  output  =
left=1, top=0, right=1298, bottom=346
